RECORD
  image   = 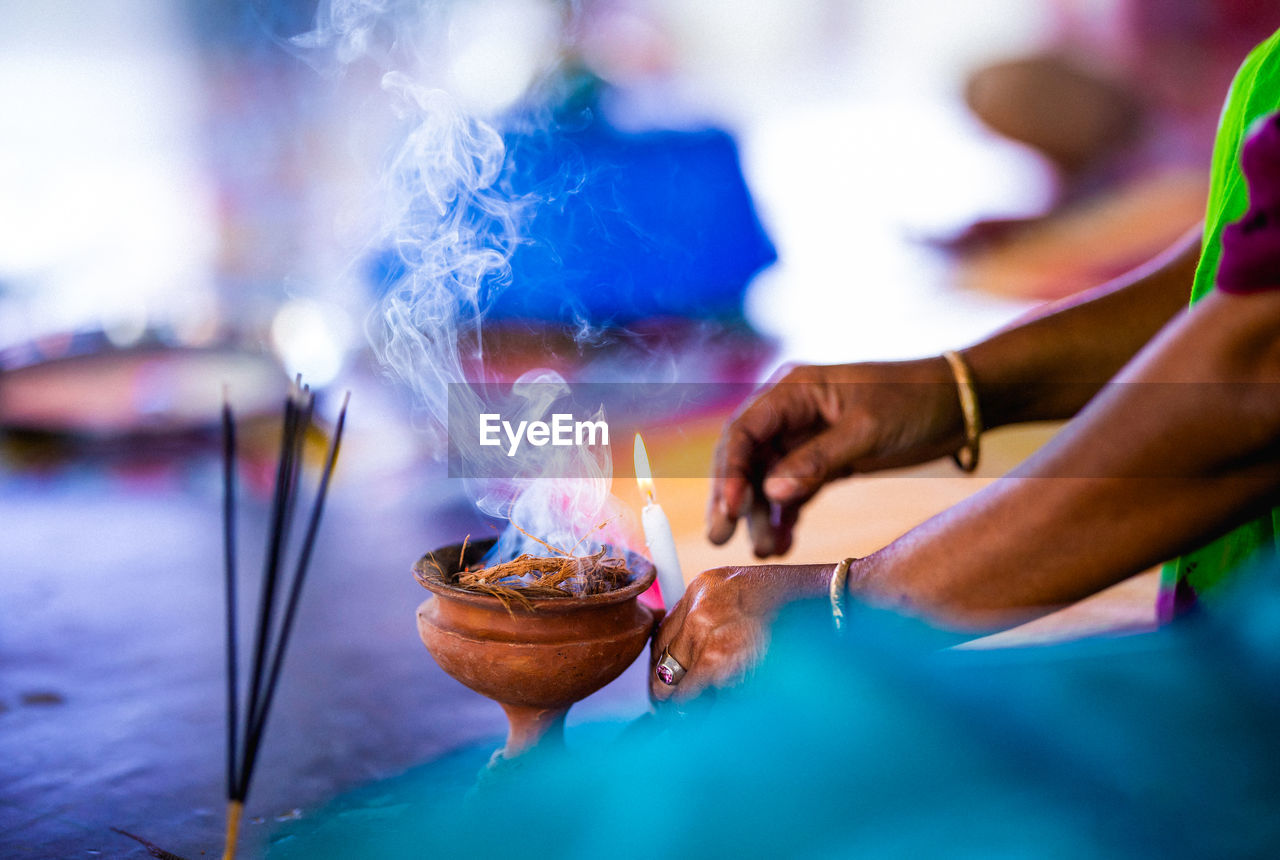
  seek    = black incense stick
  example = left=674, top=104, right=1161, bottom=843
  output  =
left=243, top=384, right=302, bottom=741
left=221, top=381, right=349, bottom=860
left=239, top=388, right=295, bottom=770
left=221, top=389, right=240, bottom=811
left=237, top=391, right=349, bottom=801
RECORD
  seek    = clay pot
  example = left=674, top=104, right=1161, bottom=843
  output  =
left=416, top=538, right=657, bottom=757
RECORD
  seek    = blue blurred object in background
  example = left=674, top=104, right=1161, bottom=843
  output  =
left=371, top=86, right=777, bottom=327
left=494, top=121, right=777, bottom=324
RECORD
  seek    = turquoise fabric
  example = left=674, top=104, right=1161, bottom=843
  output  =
left=271, top=573, right=1280, bottom=858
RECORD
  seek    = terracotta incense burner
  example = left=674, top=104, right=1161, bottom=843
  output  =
left=415, top=538, right=658, bottom=758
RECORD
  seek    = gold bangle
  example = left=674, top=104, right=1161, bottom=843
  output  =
left=829, top=557, right=855, bottom=632
left=941, top=350, right=982, bottom=473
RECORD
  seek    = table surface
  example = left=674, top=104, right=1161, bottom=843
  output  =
left=1, top=446, right=499, bottom=857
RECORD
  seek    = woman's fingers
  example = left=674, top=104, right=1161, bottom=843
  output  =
left=661, top=652, right=715, bottom=704
left=652, top=622, right=763, bottom=704
left=772, top=503, right=800, bottom=555
left=707, top=414, right=772, bottom=545
left=706, top=469, right=746, bottom=546
left=649, top=564, right=833, bottom=704
left=707, top=381, right=819, bottom=546
left=709, top=358, right=967, bottom=549
left=735, top=485, right=802, bottom=559
left=747, top=489, right=776, bottom=558
left=674, top=626, right=766, bottom=704
left=649, top=620, right=694, bottom=704
left=763, top=425, right=863, bottom=506
left=649, top=589, right=692, bottom=702
left=649, top=568, right=759, bottom=703
left=649, top=573, right=715, bottom=703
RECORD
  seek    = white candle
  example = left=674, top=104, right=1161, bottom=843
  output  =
left=634, top=433, right=685, bottom=607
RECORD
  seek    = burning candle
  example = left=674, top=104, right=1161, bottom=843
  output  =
left=633, top=433, right=685, bottom=607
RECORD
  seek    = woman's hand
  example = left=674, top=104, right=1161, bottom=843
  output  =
left=708, top=359, right=966, bottom=557
left=649, top=563, right=834, bottom=704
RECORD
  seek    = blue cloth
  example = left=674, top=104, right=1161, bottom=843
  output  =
left=370, top=119, right=776, bottom=326
left=495, top=123, right=776, bottom=323
left=272, top=558, right=1280, bottom=859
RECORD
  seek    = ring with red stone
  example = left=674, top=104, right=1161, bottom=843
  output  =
left=656, top=648, right=686, bottom=685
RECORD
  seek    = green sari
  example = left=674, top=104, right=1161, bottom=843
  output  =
left=1162, top=27, right=1280, bottom=608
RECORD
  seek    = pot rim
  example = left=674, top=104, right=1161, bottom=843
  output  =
left=414, top=536, right=657, bottom=613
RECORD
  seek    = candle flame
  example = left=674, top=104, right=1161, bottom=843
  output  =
left=633, top=433, right=655, bottom=502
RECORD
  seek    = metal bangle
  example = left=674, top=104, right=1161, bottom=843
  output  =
left=830, top=557, right=855, bottom=632
left=941, top=350, right=982, bottom=473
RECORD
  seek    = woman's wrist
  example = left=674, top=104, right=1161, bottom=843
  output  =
left=941, top=350, right=982, bottom=472
left=914, top=354, right=973, bottom=455
left=840, top=551, right=905, bottom=617
left=828, top=557, right=855, bottom=630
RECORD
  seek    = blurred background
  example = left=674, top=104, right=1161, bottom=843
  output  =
left=0, top=0, right=1213, bottom=371
left=3, top=0, right=1264, bottom=380
left=3, top=1, right=1276, bottom=856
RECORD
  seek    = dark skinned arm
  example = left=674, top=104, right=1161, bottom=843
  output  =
left=657, top=264, right=1280, bottom=703
left=855, top=286, right=1280, bottom=630
left=707, top=227, right=1201, bottom=558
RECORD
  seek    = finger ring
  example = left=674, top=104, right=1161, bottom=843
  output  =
left=656, top=648, right=686, bottom=686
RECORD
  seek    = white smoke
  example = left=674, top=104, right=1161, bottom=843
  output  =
left=373, top=74, right=519, bottom=431
left=300, top=0, right=635, bottom=562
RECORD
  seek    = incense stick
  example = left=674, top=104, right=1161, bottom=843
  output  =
left=221, top=383, right=349, bottom=860
left=240, top=387, right=297, bottom=763
left=221, top=389, right=240, bottom=816
left=238, top=391, right=348, bottom=801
